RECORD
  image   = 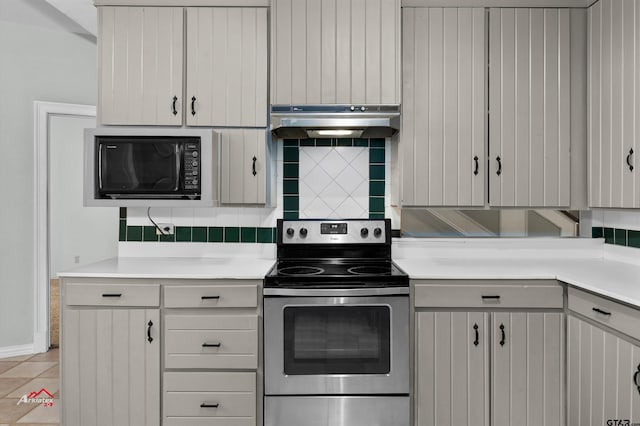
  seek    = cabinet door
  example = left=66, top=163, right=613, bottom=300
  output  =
left=568, top=315, right=640, bottom=426
left=220, top=129, right=266, bottom=204
left=489, top=8, right=571, bottom=207
left=492, top=312, right=564, bottom=426
left=186, top=7, right=267, bottom=127
left=401, top=8, right=485, bottom=206
left=415, top=312, right=489, bottom=426
left=61, top=308, right=160, bottom=426
left=588, top=0, right=639, bottom=207
left=271, top=0, right=400, bottom=105
left=98, top=7, right=183, bottom=126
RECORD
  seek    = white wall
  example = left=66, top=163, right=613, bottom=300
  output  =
left=50, top=115, right=118, bottom=278
left=591, top=209, right=640, bottom=231
left=0, top=18, right=96, bottom=347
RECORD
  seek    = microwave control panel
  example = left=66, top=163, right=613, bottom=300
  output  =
left=183, top=142, right=200, bottom=191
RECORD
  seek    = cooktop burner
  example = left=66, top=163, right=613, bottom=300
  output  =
left=278, top=266, right=325, bottom=276
left=347, top=265, right=391, bottom=275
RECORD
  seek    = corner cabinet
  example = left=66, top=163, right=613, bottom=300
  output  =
left=270, top=0, right=401, bottom=105
left=97, top=6, right=267, bottom=127
left=61, top=281, right=161, bottom=426
left=414, top=280, right=565, bottom=426
left=567, top=287, right=640, bottom=425
left=588, top=0, right=640, bottom=208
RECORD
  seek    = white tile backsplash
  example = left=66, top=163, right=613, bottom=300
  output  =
left=299, top=146, right=369, bottom=219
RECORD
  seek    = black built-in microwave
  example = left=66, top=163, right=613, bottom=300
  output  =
left=97, top=136, right=201, bottom=199
left=84, top=128, right=218, bottom=207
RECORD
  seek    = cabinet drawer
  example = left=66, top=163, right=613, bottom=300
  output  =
left=164, top=283, right=258, bottom=308
left=164, top=372, right=255, bottom=423
left=414, top=280, right=563, bottom=308
left=165, top=315, right=258, bottom=369
left=568, top=287, right=640, bottom=341
left=64, top=283, right=159, bottom=307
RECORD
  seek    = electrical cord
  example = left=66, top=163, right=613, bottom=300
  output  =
left=147, top=207, right=166, bottom=235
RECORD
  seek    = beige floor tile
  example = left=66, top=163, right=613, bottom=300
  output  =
left=37, top=366, right=58, bottom=379
left=6, top=378, right=59, bottom=398
left=0, top=362, right=19, bottom=375
left=16, top=401, right=59, bottom=424
left=0, top=378, right=31, bottom=398
left=0, top=354, right=33, bottom=362
left=0, top=363, right=56, bottom=379
left=0, top=398, right=37, bottom=422
left=28, top=350, right=58, bottom=363
left=12, top=424, right=58, bottom=426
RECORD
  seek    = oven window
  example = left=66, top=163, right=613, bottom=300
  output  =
left=283, top=306, right=390, bottom=375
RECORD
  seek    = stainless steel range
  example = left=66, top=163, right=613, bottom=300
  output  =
left=263, top=219, right=410, bottom=426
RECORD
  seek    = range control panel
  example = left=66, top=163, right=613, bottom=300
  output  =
left=281, top=219, right=387, bottom=244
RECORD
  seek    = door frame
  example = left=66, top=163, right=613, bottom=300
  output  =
left=33, top=101, right=96, bottom=353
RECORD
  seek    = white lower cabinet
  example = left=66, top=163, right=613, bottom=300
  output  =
left=415, top=312, right=490, bottom=426
left=415, top=311, right=563, bottom=426
left=164, top=372, right=256, bottom=426
left=61, top=307, right=160, bottom=426
left=568, top=315, right=640, bottom=425
left=162, top=281, right=260, bottom=426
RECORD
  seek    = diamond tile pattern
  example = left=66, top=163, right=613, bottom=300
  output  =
left=299, top=147, right=369, bottom=219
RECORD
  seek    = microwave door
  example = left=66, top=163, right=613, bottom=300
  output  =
left=99, top=143, right=139, bottom=193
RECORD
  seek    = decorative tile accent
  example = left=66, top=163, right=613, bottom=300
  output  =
left=224, top=227, right=240, bottom=243
left=126, top=226, right=142, bottom=242
left=143, top=226, right=158, bottom=242
left=208, top=227, right=224, bottom=243
left=299, top=146, right=368, bottom=219
left=278, top=137, right=386, bottom=220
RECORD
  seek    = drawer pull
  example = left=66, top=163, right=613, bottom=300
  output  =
left=201, top=296, right=220, bottom=300
left=482, top=295, right=501, bottom=300
left=499, top=324, right=506, bottom=346
left=102, top=293, right=122, bottom=298
left=473, top=323, right=479, bottom=347
left=147, top=320, right=153, bottom=343
left=202, top=342, right=222, bottom=348
left=634, top=364, right=640, bottom=396
left=592, top=307, right=611, bottom=316
left=200, top=403, right=219, bottom=408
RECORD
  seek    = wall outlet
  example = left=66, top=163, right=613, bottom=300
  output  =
left=156, top=223, right=175, bottom=235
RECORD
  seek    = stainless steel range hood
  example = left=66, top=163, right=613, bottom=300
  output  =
left=270, top=105, right=400, bottom=139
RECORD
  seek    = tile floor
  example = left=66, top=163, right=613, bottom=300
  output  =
left=0, top=349, right=59, bottom=425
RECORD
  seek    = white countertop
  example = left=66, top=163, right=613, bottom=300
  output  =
left=393, top=238, right=640, bottom=308
left=58, top=256, right=275, bottom=280
left=59, top=237, right=640, bottom=308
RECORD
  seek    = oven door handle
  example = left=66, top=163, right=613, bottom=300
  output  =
left=263, top=287, right=409, bottom=297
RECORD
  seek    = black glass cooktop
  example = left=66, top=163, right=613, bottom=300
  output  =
left=264, top=260, right=409, bottom=287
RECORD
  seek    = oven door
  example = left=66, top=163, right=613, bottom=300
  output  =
left=264, top=295, right=409, bottom=395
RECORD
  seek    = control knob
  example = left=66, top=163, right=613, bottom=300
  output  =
left=360, top=228, right=369, bottom=238
left=373, top=227, right=382, bottom=238
left=299, top=228, right=308, bottom=238
left=286, top=228, right=295, bottom=238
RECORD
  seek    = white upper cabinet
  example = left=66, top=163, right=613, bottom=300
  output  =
left=219, top=129, right=267, bottom=205
left=271, top=0, right=401, bottom=105
left=97, top=6, right=268, bottom=127
left=98, top=7, right=184, bottom=126
left=401, top=7, right=486, bottom=206
left=489, top=8, right=571, bottom=207
left=589, top=0, right=640, bottom=208
left=186, top=7, right=267, bottom=127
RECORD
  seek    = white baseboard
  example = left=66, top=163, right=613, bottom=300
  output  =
left=0, top=343, right=34, bottom=359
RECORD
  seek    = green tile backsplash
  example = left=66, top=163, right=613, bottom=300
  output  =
left=592, top=226, right=640, bottom=249
left=119, top=137, right=387, bottom=244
